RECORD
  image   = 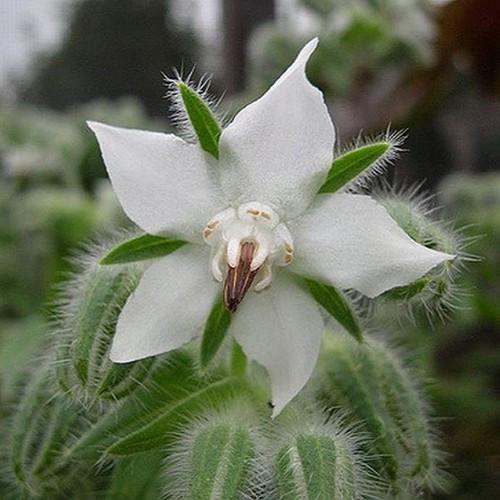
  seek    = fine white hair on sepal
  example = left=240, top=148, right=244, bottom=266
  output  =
left=265, top=405, right=385, bottom=500
left=162, top=402, right=271, bottom=500
left=341, top=127, right=408, bottom=194
left=371, top=182, right=479, bottom=324
left=47, top=229, right=148, bottom=407
left=310, top=332, right=452, bottom=496
left=162, top=67, right=229, bottom=143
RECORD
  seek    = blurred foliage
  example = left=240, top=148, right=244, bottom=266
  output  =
left=249, top=0, right=441, bottom=98
left=0, top=99, right=162, bottom=412
left=438, top=0, right=500, bottom=95
left=21, top=0, right=198, bottom=116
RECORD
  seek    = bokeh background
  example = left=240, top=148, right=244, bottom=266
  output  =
left=0, top=1, right=499, bottom=498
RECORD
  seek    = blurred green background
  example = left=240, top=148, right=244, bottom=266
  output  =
left=1, top=0, right=499, bottom=498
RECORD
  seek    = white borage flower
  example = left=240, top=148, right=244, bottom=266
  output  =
left=88, top=39, right=454, bottom=416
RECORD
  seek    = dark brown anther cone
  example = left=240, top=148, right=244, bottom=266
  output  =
left=223, top=241, right=259, bottom=312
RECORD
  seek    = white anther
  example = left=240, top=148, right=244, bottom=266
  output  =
left=251, top=230, right=273, bottom=271
left=226, top=238, right=241, bottom=268
left=203, top=207, right=236, bottom=245
left=254, top=262, right=273, bottom=291
left=203, top=204, right=294, bottom=288
left=274, top=223, right=295, bottom=266
left=238, top=202, right=279, bottom=228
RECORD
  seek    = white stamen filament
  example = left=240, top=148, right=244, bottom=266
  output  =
left=203, top=202, right=294, bottom=295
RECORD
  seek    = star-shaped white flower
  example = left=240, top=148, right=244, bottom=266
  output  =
left=88, top=39, right=453, bottom=416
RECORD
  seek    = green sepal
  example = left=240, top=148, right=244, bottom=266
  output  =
left=230, top=341, right=247, bottom=376
left=383, top=276, right=430, bottom=301
left=276, top=434, right=338, bottom=500
left=9, top=368, right=82, bottom=491
left=72, top=268, right=136, bottom=385
left=304, top=278, right=363, bottom=342
left=178, top=81, right=222, bottom=159
left=315, top=336, right=447, bottom=491
left=318, top=142, right=390, bottom=194
left=189, top=424, right=254, bottom=500
left=200, top=299, right=232, bottom=368
left=100, top=234, right=186, bottom=265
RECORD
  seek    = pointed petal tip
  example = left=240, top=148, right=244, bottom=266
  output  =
left=86, top=119, right=100, bottom=131
left=271, top=401, right=285, bottom=419
left=109, top=342, right=160, bottom=364
left=295, top=37, right=319, bottom=65
left=430, top=250, right=456, bottom=268
left=109, top=347, right=134, bottom=364
left=86, top=120, right=112, bottom=137
left=305, top=37, right=319, bottom=51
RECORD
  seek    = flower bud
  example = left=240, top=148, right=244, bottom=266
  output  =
left=315, top=334, right=449, bottom=495
left=5, top=368, right=84, bottom=496
left=273, top=411, right=380, bottom=499
left=53, top=236, right=154, bottom=403
left=375, top=188, right=468, bottom=320
left=162, top=406, right=264, bottom=499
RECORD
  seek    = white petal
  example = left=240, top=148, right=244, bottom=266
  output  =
left=110, top=245, right=218, bottom=362
left=218, top=39, right=335, bottom=219
left=290, top=194, right=455, bottom=298
left=88, top=121, right=225, bottom=243
left=231, top=273, right=324, bottom=417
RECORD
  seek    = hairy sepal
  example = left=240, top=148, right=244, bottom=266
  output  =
left=100, top=233, right=186, bottom=265
left=165, top=72, right=223, bottom=159
left=375, top=185, right=472, bottom=322
left=200, top=298, right=232, bottom=368
left=6, top=368, right=95, bottom=496
left=304, top=277, right=363, bottom=342
left=273, top=412, right=381, bottom=499
left=53, top=236, right=154, bottom=403
left=319, top=131, right=405, bottom=194
left=163, top=406, right=263, bottom=500
left=315, top=335, right=450, bottom=495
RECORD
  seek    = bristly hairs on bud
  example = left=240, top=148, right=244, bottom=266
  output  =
left=369, top=335, right=452, bottom=496
left=340, top=126, right=407, bottom=193
left=163, top=67, right=229, bottom=143
left=372, top=181, right=479, bottom=323
left=1, top=364, right=106, bottom=497
left=162, top=402, right=270, bottom=500
left=268, top=405, right=384, bottom=500
left=48, top=229, right=148, bottom=407
left=313, top=333, right=452, bottom=497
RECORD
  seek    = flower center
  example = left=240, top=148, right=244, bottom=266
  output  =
left=203, top=202, right=294, bottom=312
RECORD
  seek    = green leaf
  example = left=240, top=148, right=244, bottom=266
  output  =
left=107, top=376, right=246, bottom=456
left=304, top=278, right=363, bottom=342
left=178, top=81, right=222, bottom=159
left=318, top=142, right=390, bottom=194
left=55, top=353, right=251, bottom=465
left=200, top=299, right=232, bottom=368
left=100, top=234, right=186, bottom=265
